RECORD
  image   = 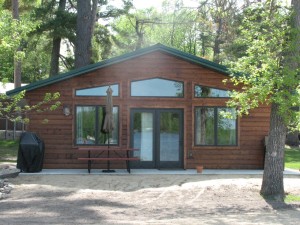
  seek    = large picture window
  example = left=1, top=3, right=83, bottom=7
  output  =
left=76, top=105, right=119, bottom=145
left=195, top=107, right=237, bottom=146
left=131, top=78, right=184, bottom=97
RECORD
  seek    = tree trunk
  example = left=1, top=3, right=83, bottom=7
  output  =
left=50, top=37, right=61, bottom=76
left=260, top=103, right=286, bottom=201
left=75, top=0, right=97, bottom=69
left=213, top=17, right=222, bottom=64
left=12, top=0, right=21, bottom=88
left=14, top=55, right=22, bottom=88
left=200, top=33, right=206, bottom=57
left=135, top=20, right=143, bottom=50
left=170, top=7, right=177, bottom=47
left=49, top=0, right=66, bottom=76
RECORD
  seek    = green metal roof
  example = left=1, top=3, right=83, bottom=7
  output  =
left=7, top=43, right=230, bottom=95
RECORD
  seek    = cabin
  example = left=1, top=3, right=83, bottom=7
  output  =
left=7, top=44, right=270, bottom=170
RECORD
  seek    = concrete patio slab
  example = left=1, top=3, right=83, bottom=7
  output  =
left=18, top=168, right=300, bottom=176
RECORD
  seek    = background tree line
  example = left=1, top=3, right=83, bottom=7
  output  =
left=0, top=0, right=263, bottom=83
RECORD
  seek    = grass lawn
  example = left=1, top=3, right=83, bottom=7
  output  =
left=0, top=140, right=18, bottom=163
left=284, top=146, right=300, bottom=170
left=285, top=194, right=300, bottom=203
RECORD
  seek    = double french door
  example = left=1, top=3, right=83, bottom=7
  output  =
left=130, top=109, right=183, bottom=169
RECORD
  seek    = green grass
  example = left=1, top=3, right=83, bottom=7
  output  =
left=285, top=194, right=300, bottom=203
left=285, top=146, right=300, bottom=170
left=0, top=140, right=18, bottom=163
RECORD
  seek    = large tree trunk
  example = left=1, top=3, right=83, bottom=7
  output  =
left=213, top=17, right=222, bottom=64
left=12, top=0, right=21, bottom=88
left=75, top=0, right=97, bottom=69
left=50, top=37, right=61, bottom=76
left=13, top=56, right=22, bottom=88
left=260, top=103, right=286, bottom=201
left=134, top=20, right=144, bottom=50
left=49, top=0, right=66, bottom=76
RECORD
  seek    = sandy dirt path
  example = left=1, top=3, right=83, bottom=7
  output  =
left=0, top=174, right=300, bottom=225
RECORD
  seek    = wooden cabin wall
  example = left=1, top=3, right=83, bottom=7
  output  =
left=25, top=51, right=270, bottom=169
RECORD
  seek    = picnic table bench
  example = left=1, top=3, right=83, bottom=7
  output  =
left=77, top=147, right=139, bottom=173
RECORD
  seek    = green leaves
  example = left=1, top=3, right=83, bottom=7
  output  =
left=227, top=1, right=300, bottom=129
left=0, top=88, right=61, bottom=124
left=228, top=1, right=300, bottom=130
left=0, top=8, right=38, bottom=81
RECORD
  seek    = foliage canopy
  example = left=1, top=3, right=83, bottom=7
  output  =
left=226, top=2, right=300, bottom=130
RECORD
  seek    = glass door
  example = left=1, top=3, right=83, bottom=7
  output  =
left=131, top=110, right=155, bottom=168
left=158, top=110, right=183, bottom=168
left=131, top=109, right=183, bottom=169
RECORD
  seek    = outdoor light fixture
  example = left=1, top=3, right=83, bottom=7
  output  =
left=63, top=105, right=71, bottom=116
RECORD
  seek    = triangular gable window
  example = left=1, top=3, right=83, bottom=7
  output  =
left=131, top=78, right=184, bottom=97
left=195, top=85, right=231, bottom=98
left=76, top=84, right=119, bottom=96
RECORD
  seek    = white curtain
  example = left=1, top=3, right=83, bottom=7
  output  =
left=140, top=112, right=153, bottom=161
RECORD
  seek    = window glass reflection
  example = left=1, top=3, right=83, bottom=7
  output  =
left=195, top=108, right=215, bottom=145
left=195, top=85, right=230, bottom=98
left=76, top=106, right=119, bottom=145
left=76, top=84, right=119, bottom=96
left=195, top=107, right=237, bottom=146
left=131, top=78, right=183, bottom=97
left=217, top=108, right=237, bottom=145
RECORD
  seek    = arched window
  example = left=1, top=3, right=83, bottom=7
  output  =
left=131, top=78, right=184, bottom=97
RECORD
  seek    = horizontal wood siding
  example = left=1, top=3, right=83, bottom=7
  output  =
left=25, top=51, right=270, bottom=169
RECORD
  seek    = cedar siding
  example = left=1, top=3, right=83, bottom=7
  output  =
left=11, top=45, right=270, bottom=169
